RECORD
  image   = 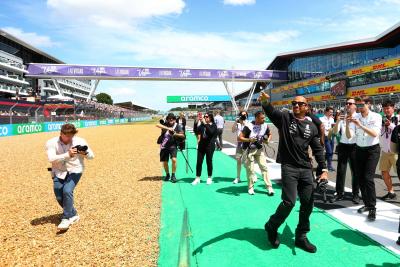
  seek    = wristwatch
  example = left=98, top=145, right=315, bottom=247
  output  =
left=321, top=168, right=329, bottom=173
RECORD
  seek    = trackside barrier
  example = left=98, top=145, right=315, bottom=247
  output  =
left=0, top=117, right=151, bottom=138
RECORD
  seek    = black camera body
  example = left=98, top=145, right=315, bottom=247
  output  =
left=252, top=136, right=266, bottom=149
left=73, top=145, right=88, bottom=153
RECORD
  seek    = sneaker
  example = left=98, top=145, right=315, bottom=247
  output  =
left=267, top=186, right=274, bottom=196
left=396, top=236, right=400, bottom=246
left=357, top=206, right=370, bottom=214
left=69, top=215, right=80, bottom=225
left=206, top=178, right=213, bottom=185
left=329, top=193, right=344, bottom=203
left=367, top=209, right=376, bottom=221
left=253, top=177, right=258, bottom=183
left=171, top=174, right=177, bottom=183
left=264, top=222, right=280, bottom=248
left=248, top=187, right=255, bottom=195
left=233, top=178, right=241, bottom=184
left=164, top=173, right=171, bottom=182
left=380, top=192, right=397, bottom=200
left=295, top=237, right=317, bottom=253
left=191, top=178, right=201, bottom=186
left=352, top=194, right=360, bottom=204
left=57, top=219, right=71, bottom=230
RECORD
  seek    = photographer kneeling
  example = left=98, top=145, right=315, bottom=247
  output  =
left=239, top=111, right=274, bottom=196
left=45, top=123, right=94, bottom=230
left=156, top=113, right=185, bottom=183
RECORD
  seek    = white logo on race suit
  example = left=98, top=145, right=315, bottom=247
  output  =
left=137, top=68, right=151, bottom=77
left=179, top=70, right=192, bottom=78
left=304, top=124, right=311, bottom=138
left=0, top=126, right=8, bottom=136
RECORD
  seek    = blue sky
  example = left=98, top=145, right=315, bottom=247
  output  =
left=1, top=0, right=400, bottom=110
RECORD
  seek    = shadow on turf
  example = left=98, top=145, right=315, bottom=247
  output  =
left=331, top=229, right=381, bottom=247
left=215, top=183, right=280, bottom=196
left=31, top=213, right=62, bottom=226
left=140, top=176, right=164, bottom=181
left=192, top=223, right=297, bottom=255
left=365, top=264, right=400, bottom=267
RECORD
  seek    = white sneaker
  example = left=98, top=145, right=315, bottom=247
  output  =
left=267, top=187, right=275, bottom=196
left=233, top=178, right=241, bottom=184
left=191, top=178, right=201, bottom=186
left=58, top=219, right=71, bottom=230
left=253, top=177, right=258, bottom=183
left=248, top=187, right=255, bottom=195
left=69, top=215, right=80, bottom=225
left=206, top=178, right=213, bottom=185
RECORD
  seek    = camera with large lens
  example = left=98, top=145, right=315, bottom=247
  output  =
left=252, top=136, right=265, bottom=149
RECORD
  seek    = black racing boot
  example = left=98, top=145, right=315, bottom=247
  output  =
left=295, top=236, right=317, bottom=253
left=264, top=222, right=280, bottom=248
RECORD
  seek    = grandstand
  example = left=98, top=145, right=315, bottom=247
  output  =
left=0, top=29, right=153, bottom=123
left=228, top=21, right=400, bottom=114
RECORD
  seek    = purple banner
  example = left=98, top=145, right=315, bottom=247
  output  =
left=26, top=64, right=287, bottom=81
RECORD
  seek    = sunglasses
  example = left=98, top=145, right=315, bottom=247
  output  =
left=345, top=102, right=355, bottom=106
left=291, top=101, right=306, bottom=107
left=204, top=115, right=209, bottom=118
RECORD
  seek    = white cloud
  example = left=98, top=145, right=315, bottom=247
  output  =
left=2, top=27, right=57, bottom=48
left=223, top=0, right=256, bottom=6
left=47, top=0, right=185, bottom=30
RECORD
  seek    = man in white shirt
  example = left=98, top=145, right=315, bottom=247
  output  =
left=320, top=107, right=335, bottom=171
left=330, top=97, right=360, bottom=204
left=46, top=123, right=94, bottom=230
left=351, top=96, right=381, bottom=221
left=214, top=110, right=225, bottom=150
left=379, top=100, right=398, bottom=200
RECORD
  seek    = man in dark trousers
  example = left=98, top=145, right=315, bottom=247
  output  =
left=259, top=92, right=328, bottom=253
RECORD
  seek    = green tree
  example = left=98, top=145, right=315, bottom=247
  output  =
left=96, top=93, right=113, bottom=105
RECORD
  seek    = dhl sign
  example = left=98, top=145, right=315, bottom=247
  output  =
left=347, top=84, right=400, bottom=97
left=347, top=57, right=400, bottom=77
left=276, top=57, right=400, bottom=93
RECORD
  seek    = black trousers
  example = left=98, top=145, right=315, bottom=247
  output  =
left=268, top=164, right=314, bottom=237
left=196, top=146, right=215, bottom=177
left=216, top=129, right=223, bottom=148
left=355, top=144, right=380, bottom=209
left=336, top=143, right=359, bottom=195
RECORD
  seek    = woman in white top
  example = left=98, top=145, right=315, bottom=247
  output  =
left=232, top=111, right=249, bottom=184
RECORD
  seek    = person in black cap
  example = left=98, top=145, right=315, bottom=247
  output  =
left=156, top=113, right=185, bottom=183
left=259, top=92, right=328, bottom=253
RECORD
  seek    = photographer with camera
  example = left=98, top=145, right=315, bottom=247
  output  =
left=192, top=112, right=218, bottom=185
left=259, top=92, right=328, bottom=253
left=45, top=123, right=94, bottom=230
left=239, top=111, right=274, bottom=196
left=232, top=110, right=250, bottom=184
left=156, top=113, right=185, bottom=183
left=379, top=100, right=398, bottom=200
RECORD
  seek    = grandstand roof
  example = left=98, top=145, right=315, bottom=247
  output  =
left=267, top=21, right=400, bottom=70
left=114, top=101, right=155, bottom=111
left=0, top=29, right=64, bottom=64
